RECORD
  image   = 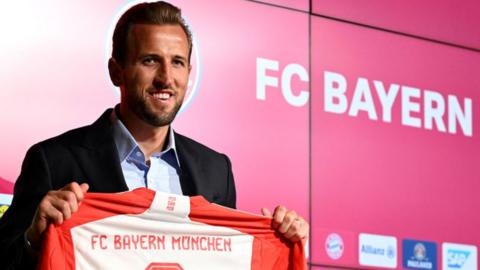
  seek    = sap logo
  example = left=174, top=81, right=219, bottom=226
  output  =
left=256, top=57, right=309, bottom=107
left=443, top=243, right=477, bottom=270
left=448, top=250, right=470, bottom=268
left=359, top=233, right=397, bottom=268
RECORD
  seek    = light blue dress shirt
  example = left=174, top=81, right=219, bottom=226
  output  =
left=110, top=110, right=182, bottom=194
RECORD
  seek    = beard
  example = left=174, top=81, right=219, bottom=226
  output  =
left=127, top=89, right=183, bottom=127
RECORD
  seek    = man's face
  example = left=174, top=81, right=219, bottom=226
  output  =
left=116, top=23, right=191, bottom=127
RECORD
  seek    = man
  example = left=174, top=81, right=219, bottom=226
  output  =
left=0, top=2, right=308, bottom=269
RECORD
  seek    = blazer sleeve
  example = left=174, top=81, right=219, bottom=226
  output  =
left=223, top=154, right=237, bottom=209
left=0, top=143, right=53, bottom=269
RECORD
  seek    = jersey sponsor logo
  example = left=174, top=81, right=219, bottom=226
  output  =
left=359, top=233, right=397, bottom=268
left=325, top=233, right=344, bottom=260
left=402, top=239, right=437, bottom=270
left=443, top=243, right=478, bottom=270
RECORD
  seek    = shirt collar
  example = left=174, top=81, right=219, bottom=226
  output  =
left=110, top=107, right=180, bottom=167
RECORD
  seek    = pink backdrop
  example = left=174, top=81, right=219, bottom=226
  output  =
left=312, top=0, right=480, bottom=49
left=311, top=16, right=480, bottom=269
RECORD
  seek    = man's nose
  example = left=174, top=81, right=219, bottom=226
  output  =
left=154, top=63, right=173, bottom=88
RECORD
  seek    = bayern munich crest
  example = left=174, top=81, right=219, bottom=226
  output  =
left=325, top=233, right=344, bottom=260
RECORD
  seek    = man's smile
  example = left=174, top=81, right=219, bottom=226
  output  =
left=147, top=89, right=174, bottom=101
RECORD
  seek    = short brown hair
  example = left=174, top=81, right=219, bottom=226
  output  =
left=112, top=1, right=193, bottom=65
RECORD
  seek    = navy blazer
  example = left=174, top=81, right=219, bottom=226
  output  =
left=0, top=108, right=236, bottom=269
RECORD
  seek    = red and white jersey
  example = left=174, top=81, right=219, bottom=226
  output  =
left=38, top=188, right=306, bottom=270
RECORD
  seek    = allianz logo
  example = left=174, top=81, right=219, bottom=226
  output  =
left=447, top=249, right=470, bottom=268
left=361, top=244, right=395, bottom=258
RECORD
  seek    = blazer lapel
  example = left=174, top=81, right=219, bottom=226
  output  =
left=72, top=109, right=128, bottom=193
left=175, top=132, right=201, bottom=197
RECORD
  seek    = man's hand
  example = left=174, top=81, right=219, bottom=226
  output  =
left=25, top=182, right=89, bottom=250
left=262, top=206, right=309, bottom=244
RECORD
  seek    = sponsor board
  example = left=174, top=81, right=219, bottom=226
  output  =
left=325, top=233, right=344, bottom=260
left=402, top=239, right=437, bottom=270
left=443, top=242, right=477, bottom=270
left=313, top=228, right=356, bottom=267
left=359, top=233, right=397, bottom=268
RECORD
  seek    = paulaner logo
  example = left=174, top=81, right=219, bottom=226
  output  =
left=402, top=239, right=437, bottom=270
left=443, top=243, right=477, bottom=270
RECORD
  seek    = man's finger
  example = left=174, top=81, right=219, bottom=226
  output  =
left=38, top=200, right=65, bottom=225
left=80, top=183, right=89, bottom=194
left=261, top=208, right=272, bottom=217
left=50, top=198, right=73, bottom=221
left=61, top=182, right=85, bottom=202
left=284, top=218, right=303, bottom=239
left=58, top=190, right=79, bottom=213
left=272, top=206, right=287, bottom=228
left=78, top=183, right=90, bottom=207
left=277, top=210, right=297, bottom=234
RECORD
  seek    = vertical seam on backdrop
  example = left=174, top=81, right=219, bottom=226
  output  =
left=308, top=0, right=313, bottom=269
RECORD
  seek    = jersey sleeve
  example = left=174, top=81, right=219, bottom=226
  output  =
left=37, top=224, right=70, bottom=270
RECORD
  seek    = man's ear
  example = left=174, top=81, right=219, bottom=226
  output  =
left=108, top=58, right=123, bottom=86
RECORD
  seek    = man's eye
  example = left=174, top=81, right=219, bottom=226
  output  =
left=142, top=58, right=156, bottom=65
left=173, top=59, right=185, bottom=67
